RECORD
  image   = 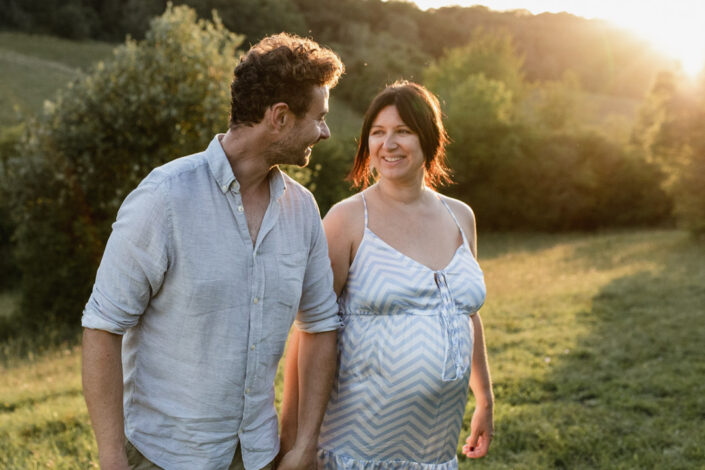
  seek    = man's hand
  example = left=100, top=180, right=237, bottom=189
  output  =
left=277, top=330, right=336, bottom=469
left=275, top=444, right=316, bottom=470
left=98, top=449, right=130, bottom=470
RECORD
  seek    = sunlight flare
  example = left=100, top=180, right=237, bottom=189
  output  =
left=414, top=0, right=705, bottom=76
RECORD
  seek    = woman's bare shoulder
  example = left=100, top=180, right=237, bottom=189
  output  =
left=323, top=193, right=366, bottom=236
left=437, top=193, right=478, bottom=255
left=438, top=194, right=476, bottom=228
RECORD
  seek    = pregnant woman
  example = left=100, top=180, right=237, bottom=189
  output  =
left=281, top=81, right=494, bottom=469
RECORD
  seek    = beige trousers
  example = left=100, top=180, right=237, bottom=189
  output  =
left=125, top=439, right=274, bottom=470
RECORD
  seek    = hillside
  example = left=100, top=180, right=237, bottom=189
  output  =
left=0, top=32, right=114, bottom=126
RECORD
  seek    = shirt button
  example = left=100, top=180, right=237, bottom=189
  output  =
left=245, top=388, right=250, bottom=394
left=237, top=205, right=244, bottom=212
left=250, top=344, right=255, bottom=351
left=253, top=297, right=259, bottom=304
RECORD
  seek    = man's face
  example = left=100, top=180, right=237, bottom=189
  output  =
left=273, top=86, right=331, bottom=167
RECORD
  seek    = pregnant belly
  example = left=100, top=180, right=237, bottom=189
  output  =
left=320, top=315, right=472, bottom=462
left=336, top=315, right=471, bottom=396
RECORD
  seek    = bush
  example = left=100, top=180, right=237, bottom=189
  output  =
left=179, top=0, right=307, bottom=43
left=508, top=132, right=671, bottom=231
left=424, top=34, right=671, bottom=231
left=634, top=71, right=705, bottom=236
left=0, top=124, right=24, bottom=291
left=3, top=5, right=243, bottom=327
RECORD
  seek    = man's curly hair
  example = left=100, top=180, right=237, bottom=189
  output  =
left=230, top=33, right=344, bottom=127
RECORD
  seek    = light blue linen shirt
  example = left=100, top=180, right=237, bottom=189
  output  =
left=82, top=135, right=340, bottom=470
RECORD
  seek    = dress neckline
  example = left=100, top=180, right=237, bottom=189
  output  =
left=357, top=191, right=473, bottom=273
left=364, top=226, right=465, bottom=273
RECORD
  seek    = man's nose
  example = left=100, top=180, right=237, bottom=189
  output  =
left=320, top=121, right=331, bottom=140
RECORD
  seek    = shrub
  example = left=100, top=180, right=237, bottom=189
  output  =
left=634, top=71, right=705, bottom=236
left=424, top=33, right=670, bottom=231
left=3, top=5, right=243, bottom=327
left=0, top=124, right=24, bottom=291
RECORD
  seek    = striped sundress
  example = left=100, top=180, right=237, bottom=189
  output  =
left=317, top=193, right=487, bottom=470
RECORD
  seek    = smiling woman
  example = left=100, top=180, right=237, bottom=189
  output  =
left=281, top=81, right=495, bottom=469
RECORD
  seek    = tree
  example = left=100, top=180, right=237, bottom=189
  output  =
left=425, top=29, right=525, bottom=102
left=178, top=0, right=307, bottom=44
left=424, top=31, right=524, bottom=226
left=424, top=32, right=670, bottom=230
left=634, top=70, right=705, bottom=235
left=3, top=5, right=243, bottom=326
left=0, top=124, right=23, bottom=291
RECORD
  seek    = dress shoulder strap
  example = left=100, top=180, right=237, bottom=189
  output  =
left=437, top=195, right=469, bottom=247
left=360, top=192, right=369, bottom=228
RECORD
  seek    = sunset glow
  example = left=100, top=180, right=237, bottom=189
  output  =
left=413, top=0, right=705, bottom=76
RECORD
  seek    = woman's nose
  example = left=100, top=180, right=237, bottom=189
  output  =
left=383, top=134, right=397, bottom=149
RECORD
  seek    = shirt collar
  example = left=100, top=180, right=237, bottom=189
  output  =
left=206, top=134, right=288, bottom=199
left=268, top=165, right=287, bottom=201
left=206, top=135, right=238, bottom=193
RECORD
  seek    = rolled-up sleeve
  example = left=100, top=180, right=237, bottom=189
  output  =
left=294, top=197, right=341, bottom=333
left=82, top=176, right=171, bottom=334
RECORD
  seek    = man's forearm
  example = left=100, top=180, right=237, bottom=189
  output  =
left=294, top=330, right=337, bottom=452
left=280, top=329, right=301, bottom=455
left=82, top=328, right=129, bottom=469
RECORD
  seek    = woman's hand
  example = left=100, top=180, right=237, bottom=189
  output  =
left=462, top=403, right=494, bottom=458
left=275, top=444, right=317, bottom=470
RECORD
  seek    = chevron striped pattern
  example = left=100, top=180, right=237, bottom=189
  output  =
left=317, top=196, right=486, bottom=469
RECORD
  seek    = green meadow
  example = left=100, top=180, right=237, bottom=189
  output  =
left=1, top=230, right=703, bottom=469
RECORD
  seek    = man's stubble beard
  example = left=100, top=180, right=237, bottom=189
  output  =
left=269, top=134, right=311, bottom=168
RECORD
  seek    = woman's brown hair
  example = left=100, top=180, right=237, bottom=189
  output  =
left=348, top=81, right=451, bottom=189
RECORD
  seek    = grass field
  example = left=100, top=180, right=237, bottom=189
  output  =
left=0, top=32, right=114, bottom=127
left=1, top=230, right=703, bottom=469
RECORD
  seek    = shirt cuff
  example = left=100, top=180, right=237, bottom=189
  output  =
left=294, top=311, right=342, bottom=334
left=81, top=305, right=130, bottom=335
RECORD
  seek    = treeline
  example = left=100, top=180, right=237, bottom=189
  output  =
left=0, top=3, right=703, bottom=330
left=1, top=0, right=672, bottom=100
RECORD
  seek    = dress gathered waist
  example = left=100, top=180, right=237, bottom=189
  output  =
left=340, top=308, right=472, bottom=317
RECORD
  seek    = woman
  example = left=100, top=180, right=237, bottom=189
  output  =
left=281, top=81, right=493, bottom=469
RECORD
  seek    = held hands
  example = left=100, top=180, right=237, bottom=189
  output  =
left=275, top=443, right=317, bottom=470
left=462, top=404, right=494, bottom=459
left=98, top=450, right=130, bottom=470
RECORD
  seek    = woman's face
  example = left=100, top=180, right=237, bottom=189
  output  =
left=368, top=105, right=425, bottom=184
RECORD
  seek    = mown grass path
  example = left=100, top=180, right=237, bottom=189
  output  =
left=1, top=230, right=703, bottom=469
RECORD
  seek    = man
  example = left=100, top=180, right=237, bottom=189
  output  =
left=81, top=33, right=344, bottom=470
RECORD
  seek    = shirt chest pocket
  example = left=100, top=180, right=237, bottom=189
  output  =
left=275, top=250, right=307, bottom=312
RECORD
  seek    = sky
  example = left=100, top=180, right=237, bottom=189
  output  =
left=411, top=0, right=705, bottom=76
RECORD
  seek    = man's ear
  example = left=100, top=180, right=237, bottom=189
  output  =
left=268, top=102, right=291, bottom=131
